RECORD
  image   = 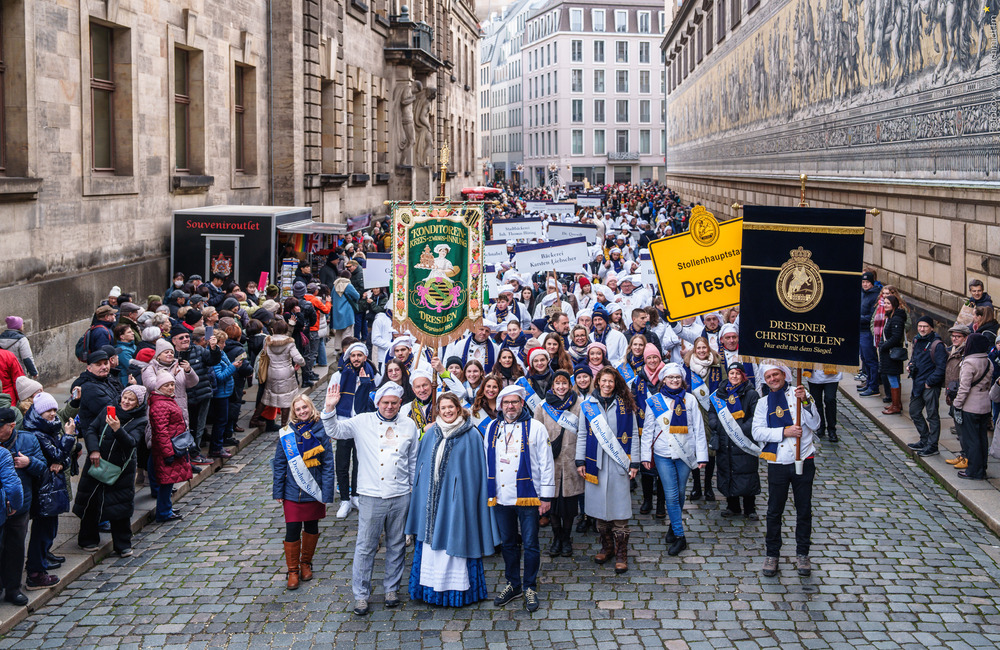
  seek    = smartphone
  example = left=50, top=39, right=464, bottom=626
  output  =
left=178, top=349, right=191, bottom=361
left=107, top=405, right=116, bottom=419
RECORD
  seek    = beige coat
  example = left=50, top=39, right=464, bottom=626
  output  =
left=954, top=353, right=992, bottom=414
left=534, top=399, right=584, bottom=499
left=262, top=335, right=305, bottom=408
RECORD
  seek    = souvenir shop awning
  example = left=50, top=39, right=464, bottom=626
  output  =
left=277, top=219, right=346, bottom=235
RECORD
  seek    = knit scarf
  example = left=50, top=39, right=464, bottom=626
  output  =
left=292, top=419, right=325, bottom=468
left=425, top=420, right=465, bottom=541
left=872, top=301, right=887, bottom=346
left=761, top=384, right=792, bottom=462
left=568, top=343, right=589, bottom=364
left=337, top=361, right=376, bottom=416
left=628, top=352, right=644, bottom=372
left=486, top=411, right=540, bottom=506
left=643, top=358, right=663, bottom=384
left=686, top=357, right=722, bottom=395
left=462, top=336, right=496, bottom=372
left=588, top=358, right=605, bottom=378
left=582, top=395, right=632, bottom=484
left=660, top=385, right=688, bottom=434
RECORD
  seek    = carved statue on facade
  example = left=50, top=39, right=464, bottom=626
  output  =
left=394, top=80, right=416, bottom=168
left=413, top=81, right=437, bottom=168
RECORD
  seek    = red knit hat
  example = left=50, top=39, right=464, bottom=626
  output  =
left=136, top=348, right=155, bottom=363
left=578, top=276, right=591, bottom=287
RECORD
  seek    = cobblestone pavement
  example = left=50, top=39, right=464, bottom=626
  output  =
left=4, top=395, right=1000, bottom=649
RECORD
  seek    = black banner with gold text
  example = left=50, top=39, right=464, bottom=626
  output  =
left=738, top=206, right=866, bottom=370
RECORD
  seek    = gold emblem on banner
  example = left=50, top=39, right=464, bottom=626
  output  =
left=689, top=207, right=720, bottom=247
left=776, top=247, right=824, bottom=313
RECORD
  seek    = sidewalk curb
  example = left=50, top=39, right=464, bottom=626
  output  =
left=0, top=364, right=335, bottom=635
left=839, top=384, right=1000, bottom=540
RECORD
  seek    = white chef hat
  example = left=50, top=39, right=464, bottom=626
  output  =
left=497, top=385, right=527, bottom=403
left=344, top=342, right=369, bottom=358
left=374, top=382, right=405, bottom=404
left=410, top=367, right=434, bottom=386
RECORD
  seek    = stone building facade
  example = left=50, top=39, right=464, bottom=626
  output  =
left=662, top=0, right=1000, bottom=320
left=0, top=0, right=478, bottom=383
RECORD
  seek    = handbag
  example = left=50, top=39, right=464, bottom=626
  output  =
left=171, top=430, right=196, bottom=456
left=256, top=346, right=271, bottom=384
left=889, top=346, right=908, bottom=361
left=86, top=424, right=133, bottom=486
left=37, top=472, right=70, bottom=517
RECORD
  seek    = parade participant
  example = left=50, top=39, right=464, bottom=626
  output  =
left=576, top=310, right=593, bottom=333
left=574, top=277, right=595, bottom=312
left=622, top=334, right=647, bottom=380
left=707, top=363, right=762, bottom=520
left=753, top=362, right=820, bottom=577
left=463, top=360, right=485, bottom=404
left=491, top=289, right=526, bottom=332
left=806, top=365, right=842, bottom=443
left=406, top=392, right=497, bottom=607
left=0, top=406, right=44, bottom=604
left=718, top=324, right=757, bottom=391
left=606, top=304, right=627, bottom=333
left=446, top=323, right=498, bottom=374
left=615, top=278, right=649, bottom=328
left=522, top=347, right=554, bottom=406
left=533, top=371, right=583, bottom=557
left=632, top=343, right=666, bottom=518
left=323, top=382, right=419, bottom=614
left=683, top=336, right=724, bottom=502
left=528, top=319, right=547, bottom=339
left=590, top=307, right=627, bottom=366
left=541, top=333, right=574, bottom=373
left=273, top=394, right=335, bottom=591
left=148, top=372, right=192, bottom=523
left=907, top=317, right=947, bottom=457
left=583, top=342, right=613, bottom=379
left=472, top=375, right=502, bottom=434
left=370, top=306, right=394, bottom=372
left=954, top=333, right=992, bottom=480
left=373, top=358, right=416, bottom=406
left=641, top=363, right=707, bottom=555
left=75, top=386, right=146, bottom=557
left=568, top=325, right=591, bottom=366
left=626, top=308, right=661, bottom=352
left=499, top=318, right=529, bottom=358
left=493, top=347, right=524, bottom=387
left=575, top=367, right=639, bottom=574
left=486, top=385, right=554, bottom=612
left=329, top=341, right=376, bottom=518
left=431, top=356, right=469, bottom=404
left=402, top=367, right=435, bottom=438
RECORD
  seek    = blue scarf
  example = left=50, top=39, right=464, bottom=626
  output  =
left=592, top=327, right=608, bottom=345
left=611, top=258, right=624, bottom=273
left=485, top=409, right=540, bottom=506
left=718, top=381, right=746, bottom=420
left=336, top=361, right=376, bottom=416
left=761, top=384, right=792, bottom=462
left=462, top=336, right=496, bottom=373
left=292, top=420, right=326, bottom=468
left=660, top=385, right=688, bottom=434
left=685, top=363, right=722, bottom=395
left=583, top=396, right=632, bottom=484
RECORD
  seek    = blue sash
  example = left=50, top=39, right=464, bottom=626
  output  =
left=516, top=377, right=542, bottom=411
left=278, top=426, right=324, bottom=502
left=542, top=403, right=579, bottom=431
left=581, top=400, right=632, bottom=482
left=616, top=362, right=636, bottom=383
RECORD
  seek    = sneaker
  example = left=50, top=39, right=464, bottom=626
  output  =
left=906, top=441, right=925, bottom=450
left=25, top=572, right=59, bottom=590
left=762, top=556, right=779, bottom=577
left=302, top=381, right=315, bottom=389
left=79, top=543, right=99, bottom=552
left=720, top=508, right=740, bottom=518
left=336, top=501, right=352, bottom=519
left=385, top=591, right=401, bottom=608
left=350, top=496, right=360, bottom=510
left=353, top=599, right=370, bottom=616
left=524, top=588, right=539, bottom=612
left=796, top=555, right=812, bottom=577
left=191, top=454, right=213, bottom=465
left=191, top=465, right=203, bottom=474
left=222, top=437, right=240, bottom=447
left=209, top=449, right=233, bottom=459
left=745, top=511, right=759, bottom=521
left=98, top=521, right=111, bottom=532
left=917, top=447, right=939, bottom=457
left=117, top=548, right=134, bottom=558
left=493, top=582, right=523, bottom=607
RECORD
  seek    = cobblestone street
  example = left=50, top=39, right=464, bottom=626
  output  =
left=3, top=395, right=1000, bottom=649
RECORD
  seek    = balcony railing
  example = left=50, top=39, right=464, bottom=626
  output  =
left=607, top=152, right=640, bottom=161
left=385, top=10, right=442, bottom=72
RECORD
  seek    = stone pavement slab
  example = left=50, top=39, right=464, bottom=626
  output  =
left=2, top=391, right=1000, bottom=648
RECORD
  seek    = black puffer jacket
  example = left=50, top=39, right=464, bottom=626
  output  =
left=706, top=379, right=761, bottom=499
left=184, top=344, right=220, bottom=405
left=878, top=309, right=907, bottom=376
left=77, top=370, right=122, bottom=437
left=73, top=406, right=146, bottom=522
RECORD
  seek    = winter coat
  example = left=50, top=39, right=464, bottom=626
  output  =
left=706, top=380, right=761, bottom=499
left=0, top=330, right=37, bottom=376
left=0, top=349, right=25, bottom=404
left=330, top=279, right=359, bottom=330
left=0, top=448, right=22, bottom=526
left=318, top=263, right=338, bottom=289
left=148, top=393, right=193, bottom=485
left=364, top=291, right=389, bottom=325
left=877, top=309, right=907, bottom=376
left=116, top=340, right=137, bottom=373
left=953, top=353, right=992, bottom=414
left=944, top=343, right=966, bottom=405
left=223, top=338, right=252, bottom=398
left=210, top=349, right=239, bottom=399
left=74, top=407, right=145, bottom=522
left=23, top=409, right=75, bottom=517
left=262, top=335, right=305, bottom=408
left=77, top=369, right=123, bottom=437
left=0, top=428, right=45, bottom=515
left=142, top=358, right=199, bottom=426
left=533, top=398, right=584, bottom=499
left=349, top=265, right=365, bottom=297
left=860, top=285, right=880, bottom=330
left=183, top=344, right=220, bottom=405
left=271, top=419, right=336, bottom=503
left=909, top=333, right=946, bottom=388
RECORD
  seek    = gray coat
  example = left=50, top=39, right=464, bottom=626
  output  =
left=955, top=353, right=992, bottom=414
left=261, top=335, right=305, bottom=408
left=575, top=394, right=636, bottom=522
left=534, top=399, right=584, bottom=499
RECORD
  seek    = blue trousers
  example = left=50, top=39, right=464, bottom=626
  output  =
left=25, top=515, right=58, bottom=574
left=210, top=396, right=230, bottom=452
left=859, top=330, right=879, bottom=391
left=653, top=455, right=691, bottom=537
left=493, top=504, right=540, bottom=591
left=316, top=338, right=328, bottom=366
left=156, top=482, right=175, bottom=520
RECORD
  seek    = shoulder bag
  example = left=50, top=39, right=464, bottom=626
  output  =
left=87, top=424, right=134, bottom=486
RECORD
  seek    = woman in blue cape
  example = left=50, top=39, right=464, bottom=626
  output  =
left=405, top=392, right=498, bottom=606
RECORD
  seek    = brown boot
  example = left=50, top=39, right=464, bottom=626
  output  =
left=280, top=408, right=290, bottom=426
left=284, top=540, right=301, bottom=590
left=593, top=522, right=615, bottom=564
left=613, top=530, right=629, bottom=574
left=248, top=403, right=266, bottom=428
left=300, top=532, right=319, bottom=581
left=881, top=388, right=902, bottom=415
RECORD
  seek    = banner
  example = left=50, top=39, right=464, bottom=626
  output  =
left=540, top=202, right=575, bottom=218
left=547, top=222, right=598, bottom=244
left=524, top=201, right=548, bottom=212
left=484, top=240, right=510, bottom=267
left=362, top=253, right=391, bottom=287
left=391, top=203, right=485, bottom=347
left=492, top=218, right=544, bottom=241
left=638, top=251, right=656, bottom=288
left=648, top=207, right=743, bottom=321
left=738, top=205, right=865, bottom=370
left=576, top=194, right=604, bottom=208
left=514, top=237, right=590, bottom=273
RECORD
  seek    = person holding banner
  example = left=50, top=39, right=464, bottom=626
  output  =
left=683, top=337, right=724, bottom=502
left=272, top=394, right=336, bottom=591
left=640, top=363, right=708, bottom=555
left=706, top=363, right=762, bottom=521
left=322, top=382, right=419, bottom=615
left=445, top=324, right=498, bottom=374
left=752, top=363, right=821, bottom=578
left=533, top=370, right=584, bottom=557
left=575, top=367, right=640, bottom=574
left=485, top=385, right=555, bottom=612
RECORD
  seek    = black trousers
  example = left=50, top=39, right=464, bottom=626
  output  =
left=549, top=492, right=579, bottom=531
left=765, top=458, right=815, bottom=558
left=808, top=382, right=839, bottom=433
left=336, top=439, right=359, bottom=501
left=726, top=495, right=756, bottom=515
left=79, top=505, right=133, bottom=554
left=960, top=411, right=990, bottom=480
left=0, top=511, right=29, bottom=595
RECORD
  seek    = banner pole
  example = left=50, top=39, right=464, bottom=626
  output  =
left=795, top=367, right=803, bottom=475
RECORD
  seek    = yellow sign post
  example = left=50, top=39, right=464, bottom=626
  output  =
left=648, top=207, right=743, bottom=321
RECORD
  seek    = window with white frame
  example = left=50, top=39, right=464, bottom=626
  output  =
left=572, top=99, right=583, bottom=122
left=593, top=9, right=606, bottom=32
left=638, top=11, right=650, bottom=33
left=639, top=129, right=650, bottom=154
left=659, top=11, right=666, bottom=33
left=570, top=8, right=583, bottom=31
left=571, top=69, right=583, bottom=92
left=594, top=99, right=605, bottom=122
left=639, top=70, right=650, bottom=93
left=594, top=41, right=605, bottom=62
left=616, top=129, right=629, bottom=152
left=616, top=70, right=628, bottom=93
left=615, top=10, right=628, bottom=32
left=639, top=41, right=650, bottom=63
left=571, top=40, right=583, bottom=61
left=572, top=129, right=583, bottom=154
left=616, top=41, right=628, bottom=62
left=639, top=99, right=650, bottom=122
left=615, top=99, right=629, bottom=122
left=594, top=69, right=605, bottom=92
left=594, top=129, right=605, bottom=155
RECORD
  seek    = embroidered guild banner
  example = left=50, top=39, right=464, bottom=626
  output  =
left=392, top=203, right=485, bottom=347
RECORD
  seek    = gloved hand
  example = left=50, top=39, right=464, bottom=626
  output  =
left=164, top=454, right=175, bottom=466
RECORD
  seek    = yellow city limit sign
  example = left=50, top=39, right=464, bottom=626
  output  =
left=648, top=208, right=742, bottom=321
